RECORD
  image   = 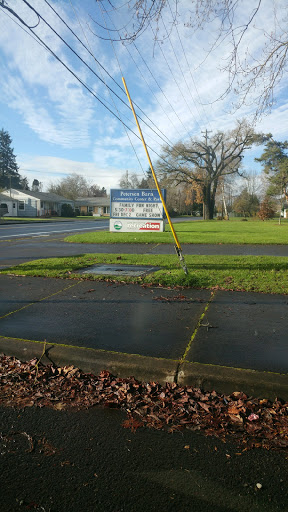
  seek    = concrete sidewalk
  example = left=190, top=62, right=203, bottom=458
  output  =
left=1, top=274, right=288, bottom=399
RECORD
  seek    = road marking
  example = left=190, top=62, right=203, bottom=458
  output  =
left=0, top=225, right=108, bottom=239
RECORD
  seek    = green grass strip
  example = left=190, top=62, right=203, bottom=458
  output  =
left=1, top=253, right=288, bottom=295
left=65, top=219, right=288, bottom=245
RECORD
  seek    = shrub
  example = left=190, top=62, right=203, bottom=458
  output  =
left=258, top=197, right=275, bottom=221
left=61, top=203, right=76, bottom=217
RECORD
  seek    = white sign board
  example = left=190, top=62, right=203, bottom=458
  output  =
left=110, top=219, right=164, bottom=232
left=111, top=201, right=163, bottom=219
left=110, top=189, right=164, bottom=219
left=110, top=189, right=165, bottom=232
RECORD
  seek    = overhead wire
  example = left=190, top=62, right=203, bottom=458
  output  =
left=0, top=6, right=47, bottom=52
left=0, top=1, right=196, bottom=181
left=149, top=22, right=198, bottom=138
left=159, top=12, right=203, bottom=131
left=68, top=0, right=145, bottom=176
left=166, top=0, right=213, bottom=131
left=0, top=0, right=152, bottom=136
left=98, top=4, right=184, bottom=143
left=42, top=0, right=182, bottom=153
left=0, top=3, right=141, bottom=141
left=132, top=42, right=193, bottom=139
left=87, top=0, right=207, bottom=141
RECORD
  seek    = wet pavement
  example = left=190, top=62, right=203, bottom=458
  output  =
left=188, top=291, right=288, bottom=373
left=1, top=274, right=288, bottom=398
left=0, top=276, right=210, bottom=359
left=0, top=240, right=287, bottom=269
left=2, top=405, right=288, bottom=512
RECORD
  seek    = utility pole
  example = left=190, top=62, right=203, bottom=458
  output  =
left=201, top=129, right=212, bottom=144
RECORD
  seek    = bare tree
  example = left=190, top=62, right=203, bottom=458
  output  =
left=156, top=119, right=265, bottom=219
left=49, top=174, right=90, bottom=200
left=119, top=171, right=141, bottom=189
left=96, top=1, right=288, bottom=116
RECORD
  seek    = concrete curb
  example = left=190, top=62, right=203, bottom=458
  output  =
left=178, top=361, right=288, bottom=400
left=1, top=337, right=288, bottom=400
left=0, top=337, right=177, bottom=385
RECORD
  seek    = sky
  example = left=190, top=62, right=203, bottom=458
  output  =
left=0, top=0, right=287, bottom=193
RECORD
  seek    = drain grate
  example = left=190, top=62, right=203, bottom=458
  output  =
left=78, top=264, right=160, bottom=277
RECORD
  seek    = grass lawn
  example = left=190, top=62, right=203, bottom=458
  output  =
left=1, top=253, right=288, bottom=294
left=65, top=218, right=288, bottom=245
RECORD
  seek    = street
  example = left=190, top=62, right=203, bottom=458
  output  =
left=1, top=405, right=288, bottom=512
left=0, top=219, right=109, bottom=239
left=0, top=218, right=287, bottom=270
left=1, top=219, right=288, bottom=511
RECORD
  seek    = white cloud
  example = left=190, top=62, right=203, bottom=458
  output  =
left=0, top=0, right=97, bottom=148
left=0, top=0, right=287, bottom=185
left=18, top=154, right=123, bottom=191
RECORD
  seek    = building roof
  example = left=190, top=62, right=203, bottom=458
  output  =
left=22, top=191, right=75, bottom=203
left=3, top=189, right=74, bottom=203
left=0, top=193, right=17, bottom=203
left=75, top=197, right=110, bottom=206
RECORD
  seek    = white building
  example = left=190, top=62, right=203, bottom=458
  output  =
left=1, top=189, right=74, bottom=217
left=0, top=192, right=17, bottom=216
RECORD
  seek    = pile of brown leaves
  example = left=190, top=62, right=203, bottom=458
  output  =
left=1, top=354, right=288, bottom=451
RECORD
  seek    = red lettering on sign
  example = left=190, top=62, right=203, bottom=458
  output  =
left=139, top=222, right=160, bottom=231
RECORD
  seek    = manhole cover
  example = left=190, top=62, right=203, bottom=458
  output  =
left=78, top=264, right=160, bottom=276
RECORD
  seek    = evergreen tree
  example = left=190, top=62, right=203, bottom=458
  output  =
left=0, top=129, right=21, bottom=189
left=255, top=139, right=288, bottom=224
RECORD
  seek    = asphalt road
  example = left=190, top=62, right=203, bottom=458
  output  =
left=0, top=218, right=287, bottom=269
left=0, top=219, right=109, bottom=239
left=1, top=220, right=288, bottom=511
left=1, top=405, right=288, bottom=512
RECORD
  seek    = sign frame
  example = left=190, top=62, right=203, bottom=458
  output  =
left=110, top=189, right=166, bottom=220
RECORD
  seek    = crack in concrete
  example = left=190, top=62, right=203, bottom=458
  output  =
left=0, top=281, right=81, bottom=320
left=174, top=290, right=217, bottom=384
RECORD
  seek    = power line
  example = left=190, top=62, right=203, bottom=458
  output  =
left=96, top=3, right=183, bottom=145
left=150, top=23, right=197, bottom=138
left=0, top=1, right=198, bottom=177
left=1, top=0, right=149, bottom=135
left=0, top=3, right=140, bottom=138
left=132, top=42, right=191, bottom=138
left=69, top=0, right=145, bottom=176
left=166, top=0, right=213, bottom=131
left=43, top=0, right=178, bottom=151
left=43, top=0, right=202, bottom=157
left=160, top=13, right=202, bottom=131
left=91, top=1, right=194, bottom=140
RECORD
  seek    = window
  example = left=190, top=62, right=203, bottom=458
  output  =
left=19, top=200, right=25, bottom=210
left=88, top=206, right=93, bottom=213
left=41, top=201, right=44, bottom=208
left=13, top=203, right=16, bottom=208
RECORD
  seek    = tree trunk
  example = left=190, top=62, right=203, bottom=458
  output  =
left=202, top=184, right=215, bottom=219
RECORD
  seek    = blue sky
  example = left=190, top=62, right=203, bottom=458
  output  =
left=0, top=0, right=287, bottom=193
